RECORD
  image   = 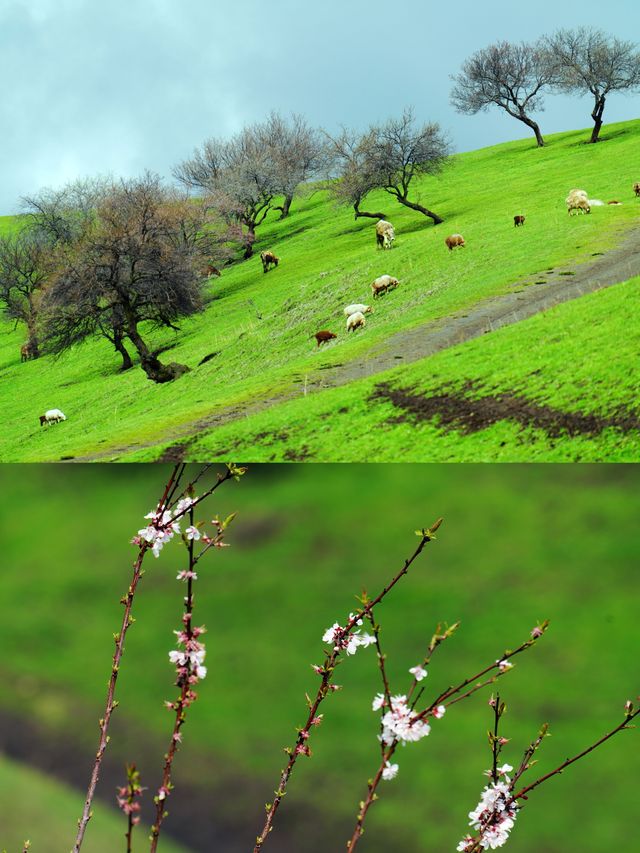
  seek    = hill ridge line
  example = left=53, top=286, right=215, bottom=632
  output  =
left=75, top=227, right=640, bottom=462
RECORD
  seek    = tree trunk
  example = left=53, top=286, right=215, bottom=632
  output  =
left=353, top=200, right=388, bottom=220
left=589, top=96, right=606, bottom=143
left=26, top=303, right=40, bottom=359
left=113, top=327, right=133, bottom=371
left=243, top=225, right=256, bottom=259
left=276, top=195, right=293, bottom=219
left=126, top=319, right=189, bottom=383
left=395, top=195, right=443, bottom=225
left=519, top=114, right=545, bottom=147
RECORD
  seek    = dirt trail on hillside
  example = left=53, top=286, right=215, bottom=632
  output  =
left=77, top=228, right=640, bottom=461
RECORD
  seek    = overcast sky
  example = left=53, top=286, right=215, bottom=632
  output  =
left=1, top=0, right=639, bottom=214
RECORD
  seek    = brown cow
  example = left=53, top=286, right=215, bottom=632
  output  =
left=260, top=251, right=279, bottom=273
left=445, top=234, right=465, bottom=250
left=633, top=182, right=640, bottom=197
left=314, top=330, right=337, bottom=347
left=513, top=215, right=526, bottom=227
left=205, top=264, right=221, bottom=277
left=21, top=342, right=34, bottom=362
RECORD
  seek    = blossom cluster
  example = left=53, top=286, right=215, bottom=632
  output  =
left=458, top=766, right=518, bottom=850
left=322, top=614, right=376, bottom=656
left=374, top=694, right=432, bottom=745
left=168, top=621, right=208, bottom=684
left=136, top=497, right=196, bottom=558
left=116, top=764, right=144, bottom=825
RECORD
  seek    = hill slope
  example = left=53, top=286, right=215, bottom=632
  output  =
left=2, top=120, right=640, bottom=461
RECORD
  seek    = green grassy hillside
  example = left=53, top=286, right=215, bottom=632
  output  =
left=1, top=121, right=640, bottom=461
left=0, top=754, right=189, bottom=853
left=0, top=465, right=638, bottom=851
left=180, top=274, right=640, bottom=461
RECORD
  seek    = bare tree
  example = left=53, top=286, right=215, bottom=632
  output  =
left=323, top=129, right=388, bottom=220
left=40, top=174, right=220, bottom=383
left=543, top=28, right=640, bottom=143
left=0, top=228, right=51, bottom=358
left=450, top=41, right=552, bottom=147
left=364, top=109, right=451, bottom=224
left=174, top=129, right=280, bottom=259
left=255, top=112, right=328, bottom=218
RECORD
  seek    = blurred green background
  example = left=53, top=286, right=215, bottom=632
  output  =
left=0, top=464, right=638, bottom=852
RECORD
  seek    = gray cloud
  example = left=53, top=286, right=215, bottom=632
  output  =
left=1, top=0, right=639, bottom=213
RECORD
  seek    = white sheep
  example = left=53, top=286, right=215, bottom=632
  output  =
left=566, top=189, right=590, bottom=215
left=346, top=311, right=366, bottom=332
left=343, top=303, right=373, bottom=317
left=39, top=408, right=66, bottom=426
left=371, top=275, right=400, bottom=298
left=375, top=220, right=395, bottom=249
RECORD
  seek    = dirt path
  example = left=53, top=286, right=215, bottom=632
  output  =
left=77, top=228, right=640, bottom=461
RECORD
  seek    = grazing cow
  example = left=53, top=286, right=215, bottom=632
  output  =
left=513, top=215, right=526, bottom=227
left=39, top=408, right=66, bottom=426
left=375, top=220, right=395, bottom=249
left=314, top=330, right=337, bottom=347
left=21, top=342, right=34, bottom=362
left=346, top=311, right=366, bottom=332
left=445, top=234, right=465, bottom=250
left=260, top=251, right=279, bottom=273
left=371, top=275, right=400, bottom=299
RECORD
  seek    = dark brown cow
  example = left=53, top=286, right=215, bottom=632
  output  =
left=513, top=215, right=526, bottom=227
left=260, top=251, right=279, bottom=273
left=313, top=330, right=337, bottom=347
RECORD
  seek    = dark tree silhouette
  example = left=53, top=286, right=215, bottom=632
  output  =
left=0, top=228, right=50, bottom=359
left=363, top=109, right=451, bottom=224
left=40, top=174, right=220, bottom=383
left=324, top=128, right=388, bottom=220
left=255, top=112, right=328, bottom=219
left=450, top=41, right=552, bottom=147
left=543, top=28, right=640, bottom=143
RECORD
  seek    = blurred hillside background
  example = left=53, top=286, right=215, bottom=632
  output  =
left=0, top=464, right=638, bottom=852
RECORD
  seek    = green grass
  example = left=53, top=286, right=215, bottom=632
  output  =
left=178, top=274, right=640, bottom=461
left=2, top=120, right=640, bottom=461
left=0, top=465, right=639, bottom=851
left=0, top=754, right=188, bottom=853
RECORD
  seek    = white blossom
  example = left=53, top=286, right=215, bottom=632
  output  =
left=409, top=664, right=428, bottom=681
left=381, top=761, right=399, bottom=781
left=372, top=693, right=386, bottom=712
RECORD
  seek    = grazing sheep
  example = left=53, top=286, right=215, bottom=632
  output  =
left=445, top=234, right=465, bottom=250
left=260, top=250, right=279, bottom=273
left=314, top=330, right=337, bottom=347
left=375, top=220, right=395, bottom=249
left=371, top=275, right=400, bottom=298
left=566, top=190, right=590, bottom=215
left=633, top=182, right=640, bottom=197
left=343, top=303, right=373, bottom=317
left=21, top=342, right=34, bottom=362
left=513, top=215, right=526, bottom=227
left=39, top=408, right=66, bottom=426
left=346, top=311, right=366, bottom=332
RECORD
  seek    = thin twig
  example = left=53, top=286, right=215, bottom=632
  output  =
left=72, top=465, right=182, bottom=852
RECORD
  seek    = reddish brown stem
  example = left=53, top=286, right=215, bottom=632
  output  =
left=253, top=524, right=441, bottom=851
left=346, top=743, right=398, bottom=851
left=511, top=706, right=640, bottom=802
left=150, top=506, right=198, bottom=851
left=72, top=466, right=182, bottom=852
